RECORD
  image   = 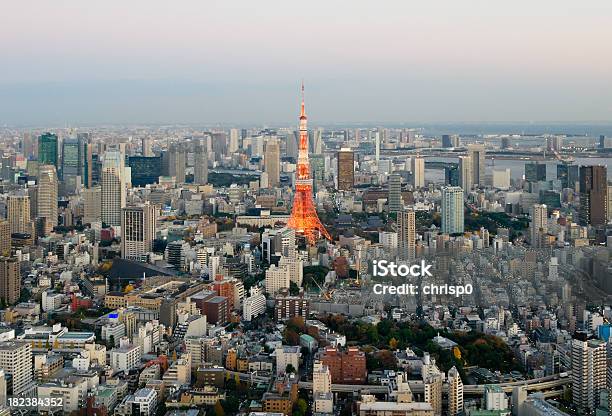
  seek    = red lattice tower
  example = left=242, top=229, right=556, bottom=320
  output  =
left=287, top=83, right=331, bottom=245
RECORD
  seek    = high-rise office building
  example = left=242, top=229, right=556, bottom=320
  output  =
left=61, top=136, right=87, bottom=192
left=0, top=257, right=20, bottom=306
left=7, top=195, right=31, bottom=235
left=572, top=332, right=607, bottom=414
left=121, top=203, right=158, bottom=261
left=525, top=162, right=547, bottom=182
left=37, top=165, right=58, bottom=235
left=0, top=342, right=32, bottom=396
left=411, top=157, right=425, bottom=188
left=458, top=156, right=472, bottom=192
left=442, top=134, right=459, bottom=148
left=127, top=156, right=162, bottom=187
left=467, top=144, right=486, bottom=187
left=445, top=164, right=460, bottom=187
left=229, top=128, right=240, bottom=153
left=38, top=132, right=58, bottom=168
left=286, top=131, right=299, bottom=159
left=530, top=204, right=548, bottom=248
left=337, top=148, right=354, bottom=191
left=83, top=186, right=102, bottom=224
left=492, top=168, right=511, bottom=190
left=447, top=366, right=464, bottom=416
left=557, top=163, right=579, bottom=190
left=397, top=209, right=416, bottom=262
left=579, top=165, right=608, bottom=226
left=193, top=143, right=209, bottom=185
left=388, top=174, right=403, bottom=213
left=101, top=151, right=126, bottom=227
left=265, top=139, right=280, bottom=188
left=167, top=143, right=186, bottom=183
left=141, top=137, right=153, bottom=157
left=441, top=187, right=464, bottom=235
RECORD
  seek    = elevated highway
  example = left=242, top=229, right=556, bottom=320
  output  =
left=226, top=370, right=571, bottom=398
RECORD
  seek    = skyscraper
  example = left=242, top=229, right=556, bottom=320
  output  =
left=467, top=144, right=486, bottom=187
left=121, top=203, right=158, bottom=261
left=441, top=186, right=464, bottom=235
left=557, top=163, right=579, bottom=190
left=141, top=137, right=153, bottom=157
left=397, top=209, right=416, bottom=261
left=572, top=332, right=607, bottom=414
left=337, top=148, right=354, bottom=191
left=127, top=156, right=162, bottom=187
left=525, top=162, right=547, bottom=182
left=167, top=143, right=186, bottom=183
left=37, top=165, right=58, bottom=235
left=0, top=257, right=20, bottom=306
left=388, top=174, right=403, bottom=213
left=38, top=132, right=58, bottom=168
left=375, top=132, right=380, bottom=167
left=411, top=156, right=425, bottom=188
left=286, top=131, right=299, bottom=159
left=442, top=134, right=459, bottom=148
left=229, top=128, right=240, bottom=153
left=101, top=151, right=126, bottom=227
left=447, top=366, right=464, bottom=416
left=83, top=186, right=102, bottom=224
left=458, top=156, right=473, bottom=192
left=61, top=136, right=86, bottom=191
left=7, top=195, right=31, bottom=235
left=193, top=142, right=209, bottom=185
left=445, top=164, right=460, bottom=187
left=265, top=138, right=280, bottom=188
left=579, top=165, right=608, bottom=226
left=530, top=204, right=548, bottom=248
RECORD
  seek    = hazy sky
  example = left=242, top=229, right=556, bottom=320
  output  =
left=1, top=0, right=612, bottom=125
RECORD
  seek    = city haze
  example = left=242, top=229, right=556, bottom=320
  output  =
left=1, top=0, right=612, bottom=125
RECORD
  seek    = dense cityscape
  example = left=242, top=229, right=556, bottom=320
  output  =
left=0, top=86, right=608, bottom=416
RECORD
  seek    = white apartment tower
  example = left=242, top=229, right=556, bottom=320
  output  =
left=441, top=186, right=465, bottom=235
left=572, top=334, right=607, bottom=414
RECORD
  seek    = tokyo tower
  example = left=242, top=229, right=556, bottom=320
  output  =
left=287, top=83, right=332, bottom=245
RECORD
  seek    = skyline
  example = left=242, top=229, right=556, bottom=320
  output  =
left=1, top=0, right=612, bottom=125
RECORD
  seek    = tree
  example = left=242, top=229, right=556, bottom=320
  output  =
left=293, top=398, right=308, bottom=416
left=286, top=364, right=296, bottom=374
left=389, top=337, right=399, bottom=350
left=289, top=281, right=300, bottom=296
